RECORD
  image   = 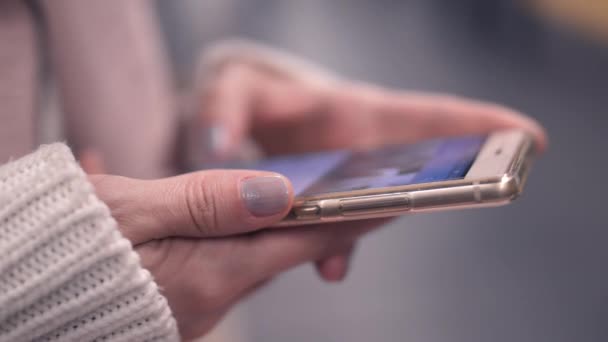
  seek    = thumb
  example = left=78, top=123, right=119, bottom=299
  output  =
left=92, top=170, right=293, bottom=244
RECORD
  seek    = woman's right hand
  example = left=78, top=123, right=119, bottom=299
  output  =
left=89, top=170, right=382, bottom=340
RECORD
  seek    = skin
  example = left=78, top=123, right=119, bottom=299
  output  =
left=89, top=172, right=381, bottom=339
left=197, top=58, right=547, bottom=286
left=85, top=58, right=547, bottom=340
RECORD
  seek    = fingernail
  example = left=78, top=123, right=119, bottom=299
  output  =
left=209, top=125, right=228, bottom=153
left=200, top=125, right=229, bottom=164
left=241, top=176, right=290, bottom=217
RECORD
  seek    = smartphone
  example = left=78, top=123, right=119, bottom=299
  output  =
left=237, top=130, right=535, bottom=226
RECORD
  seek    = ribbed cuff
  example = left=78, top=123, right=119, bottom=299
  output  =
left=0, top=144, right=179, bottom=341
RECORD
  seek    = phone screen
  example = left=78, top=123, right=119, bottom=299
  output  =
left=246, top=135, right=486, bottom=196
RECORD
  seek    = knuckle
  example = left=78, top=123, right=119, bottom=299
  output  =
left=201, top=63, right=256, bottom=105
left=184, top=176, right=221, bottom=236
left=214, top=61, right=255, bottom=84
left=222, top=60, right=252, bottom=74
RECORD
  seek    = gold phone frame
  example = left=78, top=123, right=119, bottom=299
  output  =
left=276, top=130, right=535, bottom=226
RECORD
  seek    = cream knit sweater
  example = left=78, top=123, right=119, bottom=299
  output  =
left=0, top=144, right=179, bottom=341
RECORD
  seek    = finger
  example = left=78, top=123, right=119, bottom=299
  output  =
left=392, top=92, right=548, bottom=151
left=246, top=218, right=389, bottom=282
left=199, top=64, right=256, bottom=158
left=79, top=148, right=106, bottom=174
left=147, top=170, right=294, bottom=240
left=315, top=243, right=355, bottom=283
left=249, top=80, right=333, bottom=154
left=200, top=63, right=329, bottom=158
left=351, top=85, right=548, bottom=152
left=92, top=170, right=294, bottom=244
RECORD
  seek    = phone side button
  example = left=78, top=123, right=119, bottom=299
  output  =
left=339, top=195, right=410, bottom=216
left=293, top=205, right=321, bottom=220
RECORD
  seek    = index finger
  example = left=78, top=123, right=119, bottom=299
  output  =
left=360, top=87, right=548, bottom=153
left=243, top=219, right=389, bottom=282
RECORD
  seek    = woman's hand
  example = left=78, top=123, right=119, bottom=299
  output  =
left=192, top=42, right=548, bottom=283
left=90, top=171, right=377, bottom=340
left=195, top=42, right=547, bottom=158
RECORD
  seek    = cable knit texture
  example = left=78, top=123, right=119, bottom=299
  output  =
left=0, top=144, right=179, bottom=341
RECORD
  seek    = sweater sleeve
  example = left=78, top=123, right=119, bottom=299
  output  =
left=0, top=144, right=179, bottom=342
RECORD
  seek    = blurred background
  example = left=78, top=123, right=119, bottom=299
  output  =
left=30, top=0, right=604, bottom=341
left=151, top=1, right=608, bottom=341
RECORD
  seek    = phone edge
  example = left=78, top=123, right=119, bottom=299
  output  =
left=274, top=131, right=535, bottom=227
